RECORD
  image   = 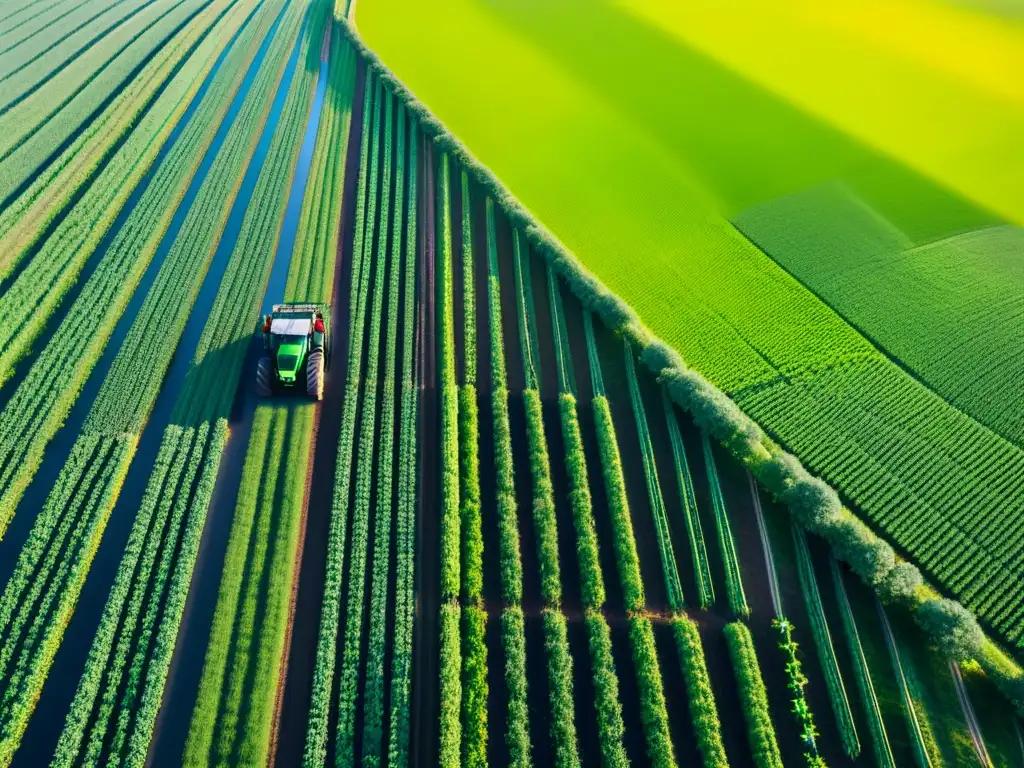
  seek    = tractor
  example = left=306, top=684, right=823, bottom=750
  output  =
left=256, top=303, right=330, bottom=400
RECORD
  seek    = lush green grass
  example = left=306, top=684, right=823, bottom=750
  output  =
left=356, top=0, right=1024, bottom=650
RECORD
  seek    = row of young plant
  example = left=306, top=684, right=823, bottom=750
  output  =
left=457, top=170, right=487, bottom=768
left=174, top=11, right=340, bottom=766
left=302, top=64, right=382, bottom=768
left=0, top=5, right=309, bottom=765
left=53, top=420, right=224, bottom=768
left=0, top=0, right=244, bottom=281
left=338, top=18, right=1024, bottom=713
left=52, top=6, right=319, bottom=763
left=437, top=148, right=464, bottom=767
left=0, top=0, right=288, bottom=535
left=510, top=230, right=581, bottom=768
left=385, top=102, right=419, bottom=768
left=0, top=0, right=198, bottom=171
left=547, top=263, right=629, bottom=768
left=483, top=196, right=531, bottom=767
left=360, top=95, right=411, bottom=768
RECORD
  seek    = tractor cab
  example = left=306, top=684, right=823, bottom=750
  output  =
left=256, top=303, right=330, bottom=400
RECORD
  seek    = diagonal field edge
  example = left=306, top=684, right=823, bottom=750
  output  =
left=337, top=16, right=1024, bottom=714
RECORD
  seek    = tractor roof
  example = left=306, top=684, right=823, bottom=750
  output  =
left=270, top=317, right=311, bottom=336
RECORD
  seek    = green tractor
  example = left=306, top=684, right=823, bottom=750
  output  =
left=256, top=303, right=330, bottom=400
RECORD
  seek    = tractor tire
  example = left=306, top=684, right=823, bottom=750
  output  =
left=256, top=357, right=273, bottom=398
left=307, top=349, right=324, bottom=401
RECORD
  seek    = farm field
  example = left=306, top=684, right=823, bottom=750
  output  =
left=0, top=0, right=1021, bottom=767
left=357, top=0, right=1024, bottom=649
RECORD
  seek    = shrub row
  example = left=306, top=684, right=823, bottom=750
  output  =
left=590, top=394, right=644, bottom=613
left=628, top=616, right=676, bottom=768
left=771, top=618, right=825, bottom=768
left=336, top=19, right=1024, bottom=713
left=624, top=341, right=684, bottom=612
left=303, top=69, right=380, bottom=768
left=462, top=605, right=488, bottom=768
left=791, top=523, right=860, bottom=758
left=558, top=392, right=605, bottom=610
left=362, top=101, right=408, bottom=768
left=388, top=104, right=420, bottom=768
left=544, top=610, right=581, bottom=768
left=486, top=197, right=524, bottom=607
left=547, top=247, right=626, bottom=767
left=438, top=150, right=461, bottom=602
left=831, top=557, right=895, bottom=768
left=702, top=434, right=749, bottom=619
left=461, top=169, right=477, bottom=386
left=672, top=616, right=728, bottom=767
left=585, top=613, right=628, bottom=768
left=523, top=387, right=563, bottom=607
left=501, top=608, right=532, bottom=768
left=663, top=389, right=714, bottom=609
left=440, top=601, right=463, bottom=768
left=724, top=621, right=783, bottom=768
left=334, top=82, right=394, bottom=767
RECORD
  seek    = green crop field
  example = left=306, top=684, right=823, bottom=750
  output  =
left=0, top=0, right=1020, bottom=766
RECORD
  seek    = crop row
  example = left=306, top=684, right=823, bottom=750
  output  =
left=724, top=621, right=783, bottom=768
left=333, top=79, right=394, bottom=767
left=302, top=63, right=380, bottom=768
left=387, top=77, right=418, bottom=768
left=0, top=5, right=306, bottom=763
left=483, top=196, right=531, bottom=766
left=0, top=0, right=244, bottom=280
left=702, top=434, right=749, bottom=619
left=624, top=342, right=684, bottom=611
left=0, top=0, right=200, bottom=171
left=362, top=97, right=408, bottom=768
left=0, top=0, right=99, bottom=50
left=55, top=420, right=224, bottom=768
left=456, top=169, right=487, bottom=767
left=0, top=0, right=287, bottom=534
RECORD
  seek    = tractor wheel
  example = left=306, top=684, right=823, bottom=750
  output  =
left=256, top=357, right=273, bottom=397
left=307, top=349, right=324, bottom=401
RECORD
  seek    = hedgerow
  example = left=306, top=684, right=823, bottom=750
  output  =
left=831, top=557, right=895, bottom=768
left=672, top=616, right=728, bottom=767
left=724, top=621, right=783, bottom=768
left=792, top=523, right=860, bottom=758
left=438, top=150, right=461, bottom=602
left=337, top=19, right=1024, bottom=713
left=663, top=389, right=714, bottom=609
left=585, top=613, right=628, bottom=768
left=486, top=198, right=524, bottom=606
